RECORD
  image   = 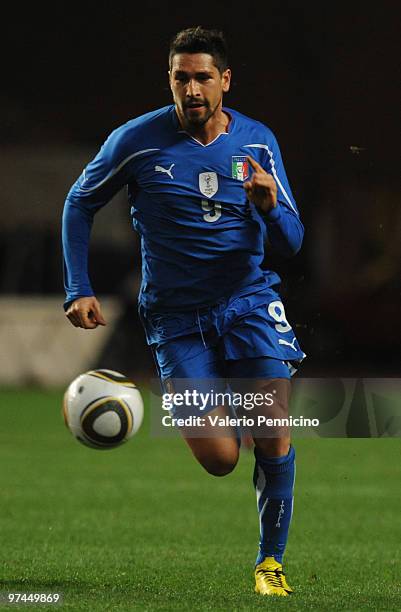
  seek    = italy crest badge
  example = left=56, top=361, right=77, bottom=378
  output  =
left=232, top=156, right=249, bottom=181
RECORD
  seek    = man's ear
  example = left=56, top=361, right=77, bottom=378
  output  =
left=222, top=68, right=231, bottom=93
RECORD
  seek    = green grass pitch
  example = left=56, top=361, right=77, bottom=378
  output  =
left=0, top=388, right=400, bottom=611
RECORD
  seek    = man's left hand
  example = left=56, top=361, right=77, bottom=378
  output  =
left=243, top=156, right=277, bottom=214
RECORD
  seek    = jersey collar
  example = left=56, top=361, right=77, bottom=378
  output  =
left=170, top=105, right=235, bottom=146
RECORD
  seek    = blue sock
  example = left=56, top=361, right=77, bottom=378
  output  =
left=253, top=445, right=296, bottom=565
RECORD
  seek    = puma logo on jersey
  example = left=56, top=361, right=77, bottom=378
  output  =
left=278, top=337, right=298, bottom=351
left=155, top=164, right=175, bottom=179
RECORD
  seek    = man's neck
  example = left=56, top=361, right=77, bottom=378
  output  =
left=177, top=109, right=231, bottom=145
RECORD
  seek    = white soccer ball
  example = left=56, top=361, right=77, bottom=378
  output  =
left=63, top=369, right=144, bottom=449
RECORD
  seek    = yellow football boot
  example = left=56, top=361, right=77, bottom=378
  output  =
left=254, top=556, right=293, bottom=596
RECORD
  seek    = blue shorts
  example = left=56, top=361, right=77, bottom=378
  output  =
left=140, top=277, right=305, bottom=416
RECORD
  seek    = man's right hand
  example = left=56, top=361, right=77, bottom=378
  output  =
left=65, top=296, right=107, bottom=329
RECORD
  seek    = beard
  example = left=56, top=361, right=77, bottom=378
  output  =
left=182, top=99, right=220, bottom=128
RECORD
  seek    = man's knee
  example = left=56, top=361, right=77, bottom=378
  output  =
left=202, top=455, right=238, bottom=477
left=189, top=441, right=239, bottom=477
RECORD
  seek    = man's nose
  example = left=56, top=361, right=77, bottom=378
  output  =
left=186, top=79, right=200, bottom=97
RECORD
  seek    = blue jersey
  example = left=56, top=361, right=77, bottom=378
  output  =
left=62, top=105, right=304, bottom=311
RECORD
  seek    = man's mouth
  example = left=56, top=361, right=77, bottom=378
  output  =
left=186, top=102, right=206, bottom=109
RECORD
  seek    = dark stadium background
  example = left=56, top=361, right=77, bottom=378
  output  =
left=2, top=1, right=399, bottom=379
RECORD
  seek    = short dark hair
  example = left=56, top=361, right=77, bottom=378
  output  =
left=169, top=26, right=228, bottom=73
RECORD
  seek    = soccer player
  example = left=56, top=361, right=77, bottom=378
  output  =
left=62, top=27, right=305, bottom=596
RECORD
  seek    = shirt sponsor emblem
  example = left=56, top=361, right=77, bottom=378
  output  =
left=199, top=172, right=218, bottom=198
left=232, top=156, right=249, bottom=181
left=155, top=163, right=175, bottom=179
